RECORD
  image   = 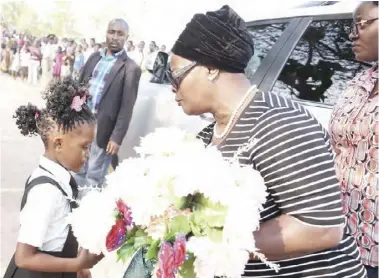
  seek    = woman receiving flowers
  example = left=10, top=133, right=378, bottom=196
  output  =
left=165, top=5, right=367, bottom=278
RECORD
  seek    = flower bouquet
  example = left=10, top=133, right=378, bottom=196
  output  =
left=69, top=128, right=278, bottom=278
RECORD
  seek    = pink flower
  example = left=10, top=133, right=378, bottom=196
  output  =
left=173, top=233, right=186, bottom=268
left=157, top=234, right=187, bottom=278
left=116, top=199, right=133, bottom=226
left=157, top=242, right=176, bottom=278
left=70, top=95, right=86, bottom=112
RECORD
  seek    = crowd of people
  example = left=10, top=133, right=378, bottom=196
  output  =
left=0, top=29, right=167, bottom=86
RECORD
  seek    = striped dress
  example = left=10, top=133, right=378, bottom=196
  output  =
left=197, top=91, right=366, bottom=278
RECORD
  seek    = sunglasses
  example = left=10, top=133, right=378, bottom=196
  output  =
left=350, top=18, right=378, bottom=36
left=166, top=61, right=197, bottom=90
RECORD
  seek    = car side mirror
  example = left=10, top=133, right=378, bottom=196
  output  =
left=151, top=51, right=169, bottom=84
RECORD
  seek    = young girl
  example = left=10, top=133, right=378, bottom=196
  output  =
left=10, top=48, right=21, bottom=79
left=72, top=45, right=84, bottom=80
left=20, top=45, right=30, bottom=81
left=53, top=47, right=63, bottom=80
left=4, top=77, right=101, bottom=278
left=61, top=51, right=74, bottom=78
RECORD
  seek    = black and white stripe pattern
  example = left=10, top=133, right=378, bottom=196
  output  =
left=197, top=91, right=366, bottom=278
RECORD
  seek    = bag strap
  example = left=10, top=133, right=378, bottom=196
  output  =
left=20, top=176, right=67, bottom=211
left=39, top=165, right=78, bottom=200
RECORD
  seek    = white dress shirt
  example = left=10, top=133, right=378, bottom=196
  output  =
left=129, top=51, right=145, bottom=68
left=18, top=156, right=73, bottom=252
left=143, top=51, right=158, bottom=71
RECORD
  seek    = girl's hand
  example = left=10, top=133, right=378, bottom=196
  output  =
left=78, top=269, right=92, bottom=278
left=76, top=249, right=103, bottom=270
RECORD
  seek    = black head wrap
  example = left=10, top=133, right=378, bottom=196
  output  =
left=172, top=5, right=254, bottom=73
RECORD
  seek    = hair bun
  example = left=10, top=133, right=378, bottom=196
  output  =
left=13, top=103, right=41, bottom=136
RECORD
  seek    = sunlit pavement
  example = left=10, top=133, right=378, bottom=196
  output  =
left=0, top=74, right=44, bottom=276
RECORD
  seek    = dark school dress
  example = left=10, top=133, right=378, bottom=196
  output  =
left=4, top=166, right=79, bottom=278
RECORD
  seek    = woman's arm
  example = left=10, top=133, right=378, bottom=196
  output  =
left=250, top=106, right=345, bottom=260
left=15, top=243, right=80, bottom=272
left=252, top=215, right=343, bottom=261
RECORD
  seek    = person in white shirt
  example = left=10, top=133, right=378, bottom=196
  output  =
left=143, top=41, right=158, bottom=71
left=82, top=42, right=91, bottom=63
left=129, top=40, right=145, bottom=68
left=19, top=45, right=30, bottom=81
left=41, top=35, right=57, bottom=86
left=3, top=78, right=102, bottom=278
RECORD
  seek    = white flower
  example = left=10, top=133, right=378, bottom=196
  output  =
left=134, top=127, right=204, bottom=157
left=68, top=190, right=117, bottom=255
left=187, top=237, right=250, bottom=278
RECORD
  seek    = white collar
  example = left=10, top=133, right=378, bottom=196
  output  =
left=39, top=156, right=72, bottom=197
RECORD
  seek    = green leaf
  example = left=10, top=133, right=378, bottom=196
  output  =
left=170, top=214, right=191, bottom=235
left=134, top=235, right=152, bottom=249
left=190, top=210, right=208, bottom=231
left=202, top=208, right=226, bottom=228
left=189, top=220, right=202, bottom=237
left=117, top=242, right=137, bottom=263
left=190, top=197, right=227, bottom=229
left=126, top=226, right=139, bottom=240
left=135, top=229, right=148, bottom=238
left=173, top=196, right=191, bottom=210
left=204, top=227, right=223, bottom=242
left=145, top=239, right=161, bottom=260
left=179, top=255, right=196, bottom=278
left=164, top=231, right=176, bottom=242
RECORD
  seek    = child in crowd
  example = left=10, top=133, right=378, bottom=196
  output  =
left=72, top=45, right=84, bottom=80
left=4, top=77, right=102, bottom=278
left=1, top=44, right=11, bottom=73
left=19, top=45, right=30, bottom=81
left=61, top=50, right=74, bottom=78
left=53, top=47, right=63, bottom=80
left=10, top=48, right=21, bottom=79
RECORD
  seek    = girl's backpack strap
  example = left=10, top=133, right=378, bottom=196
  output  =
left=20, top=176, right=67, bottom=211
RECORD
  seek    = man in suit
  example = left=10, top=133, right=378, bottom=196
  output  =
left=75, top=18, right=141, bottom=188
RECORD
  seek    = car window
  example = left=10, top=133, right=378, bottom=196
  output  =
left=245, top=23, right=288, bottom=79
left=271, top=19, right=371, bottom=105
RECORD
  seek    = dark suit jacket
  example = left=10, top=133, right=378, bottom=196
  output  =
left=79, top=51, right=142, bottom=149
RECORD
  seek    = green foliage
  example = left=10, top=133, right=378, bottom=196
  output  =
left=145, top=239, right=161, bottom=260
left=170, top=214, right=191, bottom=235
left=117, top=241, right=137, bottom=263
left=0, top=1, right=78, bottom=37
left=179, top=255, right=196, bottom=278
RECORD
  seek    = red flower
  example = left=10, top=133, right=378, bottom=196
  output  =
left=106, top=218, right=127, bottom=252
left=105, top=199, right=133, bottom=252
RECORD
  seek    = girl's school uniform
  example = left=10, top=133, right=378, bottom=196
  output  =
left=3, top=156, right=79, bottom=278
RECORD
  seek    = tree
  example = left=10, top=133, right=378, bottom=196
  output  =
left=0, top=2, right=39, bottom=34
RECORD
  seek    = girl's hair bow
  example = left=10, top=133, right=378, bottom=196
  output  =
left=70, top=95, right=87, bottom=112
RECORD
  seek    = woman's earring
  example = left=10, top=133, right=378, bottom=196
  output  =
left=208, top=70, right=219, bottom=82
left=208, top=75, right=216, bottom=82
